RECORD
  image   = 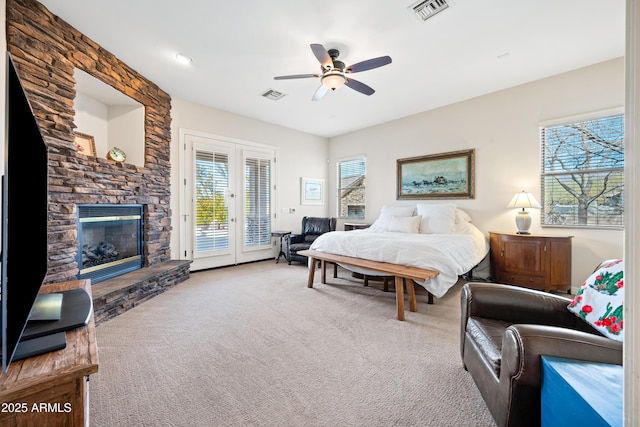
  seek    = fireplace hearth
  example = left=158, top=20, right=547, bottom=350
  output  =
left=77, top=204, right=144, bottom=284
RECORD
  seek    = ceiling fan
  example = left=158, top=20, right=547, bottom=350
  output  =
left=274, top=44, right=392, bottom=101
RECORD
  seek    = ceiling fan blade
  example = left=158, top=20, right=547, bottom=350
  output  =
left=346, top=56, right=392, bottom=73
left=274, top=74, right=319, bottom=80
left=312, top=85, right=329, bottom=101
left=310, top=44, right=333, bottom=70
left=345, top=78, right=375, bottom=96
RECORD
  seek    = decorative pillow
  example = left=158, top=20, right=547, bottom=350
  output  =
left=369, top=205, right=415, bottom=231
left=567, top=259, right=624, bottom=341
left=388, top=215, right=421, bottom=233
left=416, top=203, right=456, bottom=234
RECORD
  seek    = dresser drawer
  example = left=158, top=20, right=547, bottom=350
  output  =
left=498, top=273, right=546, bottom=288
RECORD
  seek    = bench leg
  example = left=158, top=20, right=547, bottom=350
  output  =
left=395, top=276, right=405, bottom=321
left=321, top=260, right=327, bottom=284
left=427, top=291, right=433, bottom=304
left=307, top=257, right=316, bottom=288
left=407, top=279, right=417, bottom=312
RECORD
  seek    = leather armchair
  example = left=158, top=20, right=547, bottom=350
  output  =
left=283, top=216, right=336, bottom=264
left=460, top=282, right=622, bottom=427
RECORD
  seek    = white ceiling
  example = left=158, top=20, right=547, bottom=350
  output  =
left=37, top=0, right=625, bottom=138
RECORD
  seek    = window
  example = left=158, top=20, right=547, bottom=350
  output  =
left=541, top=113, right=624, bottom=228
left=195, top=150, right=229, bottom=252
left=338, top=157, right=366, bottom=219
left=244, top=155, right=271, bottom=247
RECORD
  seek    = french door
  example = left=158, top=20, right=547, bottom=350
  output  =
left=182, top=132, right=275, bottom=270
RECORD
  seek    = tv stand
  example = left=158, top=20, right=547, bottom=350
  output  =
left=0, top=280, right=98, bottom=427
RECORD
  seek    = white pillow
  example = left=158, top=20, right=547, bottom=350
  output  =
left=455, top=208, right=472, bottom=224
left=388, top=215, right=421, bottom=233
left=369, top=205, right=415, bottom=231
left=416, top=203, right=456, bottom=234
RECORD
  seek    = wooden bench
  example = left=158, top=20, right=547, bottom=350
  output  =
left=298, top=249, right=439, bottom=321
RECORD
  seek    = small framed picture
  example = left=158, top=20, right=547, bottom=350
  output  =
left=74, top=132, right=96, bottom=157
left=301, top=177, right=324, bottom=205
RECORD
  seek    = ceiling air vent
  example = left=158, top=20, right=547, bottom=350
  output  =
left=411, top=0, right=449, bottom=21
left=261, top=89, right=286, bottom=101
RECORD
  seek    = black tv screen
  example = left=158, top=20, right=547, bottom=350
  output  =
left=1, top=53, right=49, bottom=372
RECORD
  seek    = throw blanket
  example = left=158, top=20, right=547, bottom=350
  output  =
left=310, top=222, right=489, bottom=298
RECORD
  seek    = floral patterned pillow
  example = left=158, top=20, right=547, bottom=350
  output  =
left=567, top=259, right=624, bottom=341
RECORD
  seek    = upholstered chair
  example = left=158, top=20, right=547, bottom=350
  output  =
left=283, top=217, right=336, bottom=264
left=460, top=281, right=623, bottom=426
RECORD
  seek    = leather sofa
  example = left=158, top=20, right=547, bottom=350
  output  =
left=283, top=216, right=336, bottom=264
left=460, top=282, right=623, bottom=427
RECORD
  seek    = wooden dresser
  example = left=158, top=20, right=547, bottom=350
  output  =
left=0, top=280, right=99, bottom=426
left=489, top=232, right=573, bottom=293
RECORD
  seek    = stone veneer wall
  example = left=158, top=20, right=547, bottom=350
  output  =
left=6, top=0, right=173, bottom=284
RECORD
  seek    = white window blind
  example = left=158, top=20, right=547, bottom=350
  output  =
left=338, top=157, right=366, bottom=219
left=244, top=156, right=271, bottom=247
left=541, top=113, right=624, bottom=228
left=195, top=150, right=230, bottom=252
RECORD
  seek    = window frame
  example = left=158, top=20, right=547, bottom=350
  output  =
left=337, top=155, right=366, bottom=220
left=540, top=108, right=624, bottom=230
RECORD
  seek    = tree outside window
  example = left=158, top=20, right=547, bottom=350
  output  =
left=541, top=113, right=624, bottom=228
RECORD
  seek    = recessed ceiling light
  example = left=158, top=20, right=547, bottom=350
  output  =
left=175, top=53, right=192, bottom=65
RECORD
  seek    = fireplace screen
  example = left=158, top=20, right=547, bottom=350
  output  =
left=77, top=204, right=144, bottom=283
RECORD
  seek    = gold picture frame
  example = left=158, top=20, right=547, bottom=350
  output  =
left=397, top=149, right=475, bottom=199
left=74, top=132, right=96, bottom=157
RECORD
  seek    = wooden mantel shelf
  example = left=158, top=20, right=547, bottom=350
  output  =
left=0, top=279, right=99, bottom=426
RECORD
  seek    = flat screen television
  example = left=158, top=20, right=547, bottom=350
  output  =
left=1, top=53, right=51, bottom=372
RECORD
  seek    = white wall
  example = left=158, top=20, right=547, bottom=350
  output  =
left=329, top=57, right=625, bottom=289
left=169, top=98, right=329, bottom=259
left=74, top=92, right=109, bottom=154
left=108, top=105, right=145, bottom=166
left=74, top=93, right=145, bottom=165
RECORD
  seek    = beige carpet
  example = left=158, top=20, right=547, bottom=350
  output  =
left=90, top=260, right=496, bottom=426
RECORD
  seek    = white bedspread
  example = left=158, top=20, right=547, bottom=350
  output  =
left=309, top=222, right=489, bottom=298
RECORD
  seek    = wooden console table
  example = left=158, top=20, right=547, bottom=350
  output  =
left=0, top=279, right=99, bottom=426
left=298, top=249, right=439, bottom=320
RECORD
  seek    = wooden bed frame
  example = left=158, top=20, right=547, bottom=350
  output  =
left=298, top=249, right=439, bottom=321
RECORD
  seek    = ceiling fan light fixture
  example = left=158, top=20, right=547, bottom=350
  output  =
left=322, top=71, right=346, bottom=90
left=175, top=53, right=193, bottom=65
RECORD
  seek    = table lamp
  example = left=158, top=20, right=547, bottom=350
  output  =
left=506, top=190, right=541, bottom=234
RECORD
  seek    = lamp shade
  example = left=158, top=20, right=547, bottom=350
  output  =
left=506, top=191, right=541, bottom=209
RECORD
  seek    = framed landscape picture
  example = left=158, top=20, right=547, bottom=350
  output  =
left=397, top=149, right=475, bottom=199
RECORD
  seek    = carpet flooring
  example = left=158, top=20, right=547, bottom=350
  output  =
left=89, top=260, right=496, bottom=426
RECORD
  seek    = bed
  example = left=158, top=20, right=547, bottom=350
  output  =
left=308, top=204, right=489, bottom=299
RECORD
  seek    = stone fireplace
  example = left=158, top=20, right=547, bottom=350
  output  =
left=7, top=0, right=191, bottom=323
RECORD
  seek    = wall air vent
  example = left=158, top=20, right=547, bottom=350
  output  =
left=411, top=0, right=449, bottom=21
left=260, top=89, right=286, bottom=101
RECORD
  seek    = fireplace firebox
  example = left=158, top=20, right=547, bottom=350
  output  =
left=77, top=204, right=144, bottom=284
